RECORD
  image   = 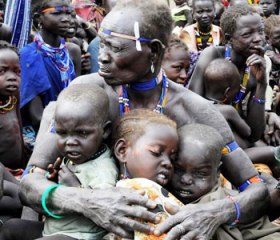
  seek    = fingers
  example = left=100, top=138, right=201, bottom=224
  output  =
left=154, top=214, right=183, bottom=236
left=112, top=215, right=155, bottom=235
left=122, top=205, right=159, bottom=223
left=53, top=157, right=62, bottom=170
left=164, top=201, right=180, bottom=215
left=162, top=223, right=187, bottom=240
left=180, top=230, right=205, bottom=240
left=246, top=54, right=265, bottom=67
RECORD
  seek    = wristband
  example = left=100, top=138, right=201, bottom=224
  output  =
left=253, top=95, right=266, bottom=104
left=227, top=195, right=240, bottom=226
left=238, top=175, right=264, bottom=192
left=221, top=141, right=240, bottom=155
left=41, top=184, right=64, bottom=219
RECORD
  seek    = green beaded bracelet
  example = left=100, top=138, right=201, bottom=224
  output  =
left=41, top=184, right=64, bottom=219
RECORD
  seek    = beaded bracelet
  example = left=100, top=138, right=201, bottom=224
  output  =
left=41, top=184, right=64, bottom=219
left=253, top=95, right=266, bottom=104
left=227, top=195, right=240, bottom=226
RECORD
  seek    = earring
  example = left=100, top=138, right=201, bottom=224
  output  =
left=38, top=22, right=42, bottom=29
left=151, top=62, right=155, bottom=74
left=121, top=162, right=129, bottom=179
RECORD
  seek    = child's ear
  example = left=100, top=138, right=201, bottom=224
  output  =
left=33, top=12, right=42, bottom=30
left=102, top=121, right=111, bottom=140
left=114, top=138, right=128, bottom=163
left=224, top=87, right=231, bottom=98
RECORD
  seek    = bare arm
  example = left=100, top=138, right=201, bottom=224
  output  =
left=188, top=46, right=221, bottom=96
left=19, top=173, right=159, bottom=238
left=245, top=52, right=267, bottom=142
left=67, top=42, right=82, bottom=77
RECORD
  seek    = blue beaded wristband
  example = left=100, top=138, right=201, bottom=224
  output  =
left=41, top=184, right=64, bottom=219
left=253, top=95, right=265, bottom=104
left=227, top=195, right=240, bottom=226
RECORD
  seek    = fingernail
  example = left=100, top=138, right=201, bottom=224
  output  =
left=155, top=216, right=161, bottom=223
left=154, top=230, right=160, bottom=236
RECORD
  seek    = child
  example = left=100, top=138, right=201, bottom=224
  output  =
left=0, top=41, right=24, bottom=224
left=162, top=37, right=190, bottom=85
left=111, top=109, right=180, bottom=239
left=0, top=41, right=25, bottom=171
left=171, top=123, right=280, bottom=240
left=259, top=0, right=277, bottom=18
left=20, top=0, right=81, bottom=131
left=171, top=0, right=192, bottom=27
left=204, top=59, right=241, bottom=105
left=42, top=84, right=118, bottom=240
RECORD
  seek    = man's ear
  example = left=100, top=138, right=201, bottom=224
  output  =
left=114, top=138, right=128, bottom=163
left=217, top=161, right=222, bottom=180
left=150, top=39, right=165, bottom=62
left=224, top=33, right=232, bottom=44
left=102, top=121, right=112, bottom=140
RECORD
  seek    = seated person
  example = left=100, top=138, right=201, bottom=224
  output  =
left=162, top=37, right=190, bottom=85
left=171, top=123, right=280, bottom=240
left=204, top=59, right=280, bottom=180
left=171, top=0, right=193, bottom=27
left=41, top=84, right=118, bottom=240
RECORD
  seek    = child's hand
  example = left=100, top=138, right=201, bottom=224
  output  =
left=246, top=46, right=266, bottom=84
left=58, top=165, right=81, bottom=187
left=46, top=157, right=62, bottom=182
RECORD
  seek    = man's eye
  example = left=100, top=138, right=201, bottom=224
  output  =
left=78, top=131, right=88, bottom=137
left=111, top=46, right=123, bottom=53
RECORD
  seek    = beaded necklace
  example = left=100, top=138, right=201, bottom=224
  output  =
left=34, top=32, right=74, bottom=89
left=0, top=96, right=17, bottom=114
left=195, top=24, right=213, bottom=52
left=119, top=72, right=169, bottom=117
left=224, top=46, right=250, bottom=110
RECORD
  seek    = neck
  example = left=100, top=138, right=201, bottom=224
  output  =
left=198, top=24, right=212, bottom=34
left=230, top=49, right=247, bottom=69
left=0, top=95, right=10, bottom=102
left=40, top=30, right=62, bottom=47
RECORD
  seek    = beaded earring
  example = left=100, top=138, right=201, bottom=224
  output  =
left=121, top=162, right=129, bottom=179
left=151, top=62, right=155, bottom=74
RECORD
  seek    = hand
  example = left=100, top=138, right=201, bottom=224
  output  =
left=58, top=165, right=81, bottom=187
left=46, top=157, right=62, bottom=182
left=154, top=202, right=226, bottom=240
left=246, top=47, right=266, bottom=84
left=81, top=187, right=159, bottom=238
left=266, top=50, right=280, bottom=65
left=264, top=112, right=280, bottom=146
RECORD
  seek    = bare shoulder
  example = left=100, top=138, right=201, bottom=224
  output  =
left=166, top=81, right=233, bottom=142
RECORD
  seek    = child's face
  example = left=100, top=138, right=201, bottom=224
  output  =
left=162, top=47, right=189, bottom=85
left=193, top=0, right=215, bottom=29
left=39, top=0, right=74, bottom=37
left=171, top=141, right=220, bottom=204
left=0, top=49, right=20, bottom=97
left=55, top=101, right=105, bottom=164
left=259, top=0, right=276, bottom=17
left=122, top=123, right=178, bottom=186
left=269, top=26, right=280, bottom=50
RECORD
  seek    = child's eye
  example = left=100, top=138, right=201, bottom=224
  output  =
left=56, top=130, right=67, bottom=136
left=78, top=130, right=88, bottom=137
left=195, top=171, right=208, bottom=177
left=0, top=69, right=5, bottom=75
left=150, top=150, right=162, bottom=157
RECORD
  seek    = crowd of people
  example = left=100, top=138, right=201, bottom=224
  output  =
left=0, top=0, right=280, bottom=239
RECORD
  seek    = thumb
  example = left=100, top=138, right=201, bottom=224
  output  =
left=164, top=201, right=180, bottom=215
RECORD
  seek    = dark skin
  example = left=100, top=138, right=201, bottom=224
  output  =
left=192, top=0, right=216, bottom=48
left=20, top=6, right=267, bottom=240
left=26, top=0, right=81, bottom=130
left=189, top=13, right=268, bottom=143
left=0, top=0, right=12, bottom=43
left=0, top=49, right=24, bottom=170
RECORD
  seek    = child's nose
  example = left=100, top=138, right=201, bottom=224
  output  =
left=181, top=173, right=193, bottom=185
left=66, top=137, right=78, bottom=146
left=160, top=156, right=172, bottom=170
